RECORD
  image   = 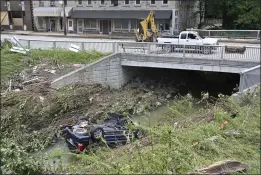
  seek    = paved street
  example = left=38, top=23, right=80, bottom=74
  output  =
left=1, top=34, right=260, bottom=47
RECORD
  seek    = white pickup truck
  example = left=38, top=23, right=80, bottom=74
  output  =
left=156, top=31, right=219, bottom=54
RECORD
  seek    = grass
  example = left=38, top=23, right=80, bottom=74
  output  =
left=48, top=92, right=260, bottom=174
left=0, top=44, right=109, bottom=82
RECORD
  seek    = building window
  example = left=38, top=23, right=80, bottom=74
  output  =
left=84, top=19, right=96, bottom=29
left=136, top=0, right=140, bottom=5
left=175, top=24, right=178, bottom=30
left=151, top=0, right=155, bottom=4
left=60, top=18, right=63, bottom=30
left=159, top=20, right=170, bottom=31
left=88, top=0, right=91, bottom=5
left=122, top=20, right=129, bottom=29
left=125, top=0, right=129, bottom=5
left=11, top=11, right=22, bottom=18
left=114, top=20, right=129, bottom=30
left=101, top=0, right=104, bottom=4
left=131, top=19, right=137, bottom=29
left=39, top=0, right=44, bottom=7
left=111, top=0, right=118, bottom=6
left=114, top=20, right=121, bottom=29
left=64, top=0, right=67, bottom=6
left=69, top=21, right=73, bottom=27
left=163, top=0, right=168, bottom=4
left=50, top=0, right=55, bottom=6
left=78, top=0, right=82, bottom=5
left=38, top=17, right=44, bottom=28
left=175, top=11, right=179, bottom=17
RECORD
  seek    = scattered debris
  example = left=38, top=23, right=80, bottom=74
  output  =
left=230, top=111, right=239, bottom=118
left=224, top=130, right=241, bottom=136
left=166, top=94, right=171, bottom=99
left=44, top=69, right=56, bottom=74
left=39, top=96, right=45, bottom=102
left=156, top=102, right=162, bottom=106
left=22, top=77, right=41, bottom=85
left=73, top=64, right=84, bottom=68
left=208, top=136, right=218, bottom=143
left=195, top=160, right=250, bottom=174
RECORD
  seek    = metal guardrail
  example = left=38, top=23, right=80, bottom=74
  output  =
left=239, top=65, right=260, bottom=92
left=7, top=39, right=260, bottom=61
left=186, top=29, right=261, bottom=40
left=120, top=43, right=260, bottom=61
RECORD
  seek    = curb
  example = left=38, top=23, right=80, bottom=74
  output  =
left=1, top=31, right=134, bottom=40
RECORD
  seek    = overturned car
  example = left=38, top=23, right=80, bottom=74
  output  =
left=61, top=113, right=140, bottom=152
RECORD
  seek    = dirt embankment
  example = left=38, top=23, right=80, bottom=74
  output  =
left=1, top=59, right=181, bottom=152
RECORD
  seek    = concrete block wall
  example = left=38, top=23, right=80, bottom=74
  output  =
left=51, top=53, right=137, bottom=89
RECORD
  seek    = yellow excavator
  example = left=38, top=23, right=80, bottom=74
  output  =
left=134, top=11, right=159, bottom=42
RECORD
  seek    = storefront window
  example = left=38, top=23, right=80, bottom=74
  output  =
left=84, top=19, right=96, bottom=29
left=131, top=19, right=137, bottom=29
left=114, top=20, right=121, bottom=29
left=122, top=20, right=129, bottom=29
left=159, top=20, right=170, bottom=31
left=38, top=17, right=44, bottom=28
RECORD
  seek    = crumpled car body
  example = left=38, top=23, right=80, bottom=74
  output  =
left=64, top=113, right=139, bottom=152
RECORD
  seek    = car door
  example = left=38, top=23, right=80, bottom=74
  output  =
left=179, top=33, right=187, bottom=45
left=187, top=33, right=200, bottom=45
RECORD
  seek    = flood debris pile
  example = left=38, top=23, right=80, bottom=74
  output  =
left=57, top=92, right=260, bottom=174
left=1, top=75, right=181, bottom=153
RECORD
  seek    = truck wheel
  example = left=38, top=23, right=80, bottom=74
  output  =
left=91, top=127, right=104, bottom=141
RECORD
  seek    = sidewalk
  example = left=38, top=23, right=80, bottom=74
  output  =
left=1, top=30, right=133, bottom=40
left=1, top=30, right=260, bottom=44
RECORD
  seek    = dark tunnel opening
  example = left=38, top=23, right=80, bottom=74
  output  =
left=129, top=67, right=240, bottom=99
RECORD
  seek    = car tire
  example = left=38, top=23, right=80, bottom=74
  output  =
left=73, top=128, right=88, bottom=136
left=134, top=129, right=141, bottom=139
left=90, top=127, right=104, bottom=141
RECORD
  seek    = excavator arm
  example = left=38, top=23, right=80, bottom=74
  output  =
left=140, top=11, right=159, bottom=41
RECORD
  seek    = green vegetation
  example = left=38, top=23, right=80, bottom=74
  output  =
left=44, top=91, right=260, bottom=174
left=0, top=41, right=109, bottom=83
left=204, top=0, right=260, bottom=29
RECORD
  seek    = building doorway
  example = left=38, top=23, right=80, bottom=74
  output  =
left=77, top=19, right=84, bottom=33
left=49, top=19, right=56, bottom=32
left=68, top=19, right=74, bottom=32
left=100, top=20, right=111, bottom=34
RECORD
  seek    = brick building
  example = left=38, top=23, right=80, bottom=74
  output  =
left=33, top=0, right=183, bottom=35
left=1, top=0, right=34, bottom=31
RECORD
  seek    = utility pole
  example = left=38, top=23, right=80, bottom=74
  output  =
left=63, top=0, right=67, bottom=35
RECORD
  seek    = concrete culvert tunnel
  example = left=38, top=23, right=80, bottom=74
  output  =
left=125, top=67, right=240, bottom=99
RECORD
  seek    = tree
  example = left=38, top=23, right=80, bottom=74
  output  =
left=204, top=0, right=260, bottom=29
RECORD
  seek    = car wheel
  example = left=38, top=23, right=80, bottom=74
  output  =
left=91, top=127, right=104, bottom=141
left=134, top=129, right=141, bottom=139
left=73, top=128, right=88, bottom=136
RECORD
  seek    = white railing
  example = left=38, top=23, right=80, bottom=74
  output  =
left=186, top=29, right=260, bottom=40
left=17, top=39, right=116, bottom=53
left=6, top=39, right=260, bottom=62
left=239, top=65, right=260, bottom=92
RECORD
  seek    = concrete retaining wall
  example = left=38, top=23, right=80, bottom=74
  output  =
left=51, top=53, right=136, bottom=89
left=231, top=84, right=260, bottom=102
